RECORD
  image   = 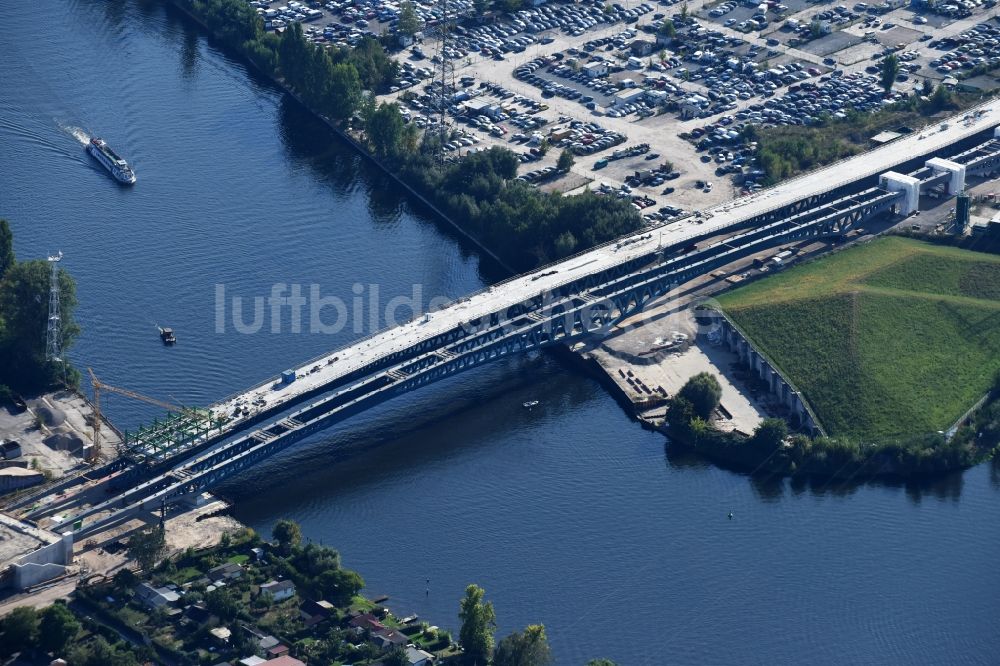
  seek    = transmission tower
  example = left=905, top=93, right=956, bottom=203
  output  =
left=433, top=0, right=457, bottom=157
left=45, top=251, right=63, bottom=363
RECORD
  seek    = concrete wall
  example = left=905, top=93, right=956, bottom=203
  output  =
left=718, top=317, right=824, bottom=435
left=1, top=514, right=73, bottom=591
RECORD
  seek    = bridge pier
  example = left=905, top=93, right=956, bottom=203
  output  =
left=880, top=172, right=921, bottom=215
left=925, top=157, right=966, bottom=195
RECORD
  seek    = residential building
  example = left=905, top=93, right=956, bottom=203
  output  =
left=207, top=562, right=243, bottom=582
left=405, top=646, right=435, bottom=666
left=135, top=582, right=180, bottom=609
left=372, top=627, right=409, bottom=649
left=260, top=579, right=296, bottom=602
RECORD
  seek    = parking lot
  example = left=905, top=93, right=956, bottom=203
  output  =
left=244, top=0, right=1000, bottom=219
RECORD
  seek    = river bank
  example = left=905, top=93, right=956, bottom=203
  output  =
left=164, top=0, right=514, bottom=272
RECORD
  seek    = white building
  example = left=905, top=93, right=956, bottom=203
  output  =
left=260, top=579, right=296, bottom=601
left=612, top=88, right=646, bottom=108
left=582, top=61, right=608, bottom=78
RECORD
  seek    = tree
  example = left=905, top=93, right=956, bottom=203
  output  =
left=557, top=149, right=575, bottom=172
left=658, top=20, right=675, bottom=39
left=397, top=1, right=421, bottom=38
left=0, top=219, right=13, bottom=281
left=749, top=418, right=788, bottom=454
left=367, top=102, right=407, bottom=158
left=317, top=567, right=365, bottom=604
left=272, top=518, right=302, bottom=554
left=493, top=624, right=552, bottom=666
left=127, top=525, right=166, bottom=571
left=678, top=372, right=722, bottom=420
left=473, top=0, right=490, bottom=18
left=880, top=54, right=899, bottom=93
left=113, top=567, right=138, bottom=590
left=1, top=606, right=38, bottom=654
left=206, top=587, right=241, bottom=622
left=809, top=19, right=824, bottom=39
left=0, top=258, right=80, bottom=391
left=384, top=646, right=410, bottom=666
left=458, top=584, right=496, bottom=665
left=68, top=636, right=141, bottom=666
left=921, top=78, right=933, bottom=96
left=587, top=660, right=618, bottom=666
left=554, top=231, right=578, bottom=257
left=38, top=603, right=80, bottom=655
left=343, top=36, right=399, bottom=91
left=680, top=2, right=688, bottom=20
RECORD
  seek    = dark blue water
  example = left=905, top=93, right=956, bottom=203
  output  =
left=2, top=2, right=999, bottom=664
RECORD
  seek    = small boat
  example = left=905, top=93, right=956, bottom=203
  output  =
left=522, top=400, right=539, bottom=409
left=159, top=327, right=176, bottom=345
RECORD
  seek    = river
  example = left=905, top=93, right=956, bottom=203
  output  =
left=1, top=1, right=999, bottom=664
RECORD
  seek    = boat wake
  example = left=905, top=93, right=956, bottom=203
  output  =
left=61, top=123, right=90, bottom=146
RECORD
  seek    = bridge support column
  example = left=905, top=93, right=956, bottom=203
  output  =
left=880, top=172, right=920, bottom=215
left=925, top=157, right=966, bottom=195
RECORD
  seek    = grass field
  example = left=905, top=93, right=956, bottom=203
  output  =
left=716, top=237, right=1000, bottom=440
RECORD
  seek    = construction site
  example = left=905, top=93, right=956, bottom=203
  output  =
left=0, top=252, right=238, bottom=598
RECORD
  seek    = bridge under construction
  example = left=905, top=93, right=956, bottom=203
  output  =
left=11, top=100, right=1000, bottom=542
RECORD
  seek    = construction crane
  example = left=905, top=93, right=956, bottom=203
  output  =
left=88, top=367, right=183, bottom=460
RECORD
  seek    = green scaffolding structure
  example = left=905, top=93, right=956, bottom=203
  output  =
left=121, top=408, right=227, bottom=464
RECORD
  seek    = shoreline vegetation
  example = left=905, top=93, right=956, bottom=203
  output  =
left=662, top=363, right=1000, bottom=482
left=171, top=0, right=642, bottom=273
left=0, top=520, right=613, bottom=666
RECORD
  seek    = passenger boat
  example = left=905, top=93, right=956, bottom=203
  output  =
left=523, top=400, right=539, bottom=408
left=159, top=327, right=176, bottom=345
left=87, top=137, right=136, bottom=184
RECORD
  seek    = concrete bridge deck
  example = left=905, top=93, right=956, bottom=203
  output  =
left=196, top=100, right=1000, bottom=445
left=19, top=99, right=1000, bottom=535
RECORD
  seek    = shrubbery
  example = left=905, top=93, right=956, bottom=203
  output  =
left=665, top=374, right=999, bottom=479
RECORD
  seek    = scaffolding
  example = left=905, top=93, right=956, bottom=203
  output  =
left=122, top=408, right=227, bottom=465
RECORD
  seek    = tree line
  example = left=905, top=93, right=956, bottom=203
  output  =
left=175, top=0, right=643, bottom=271
left=665, top=372, right=1000, bottom=478
left=745, top=84, right=976, bottom=186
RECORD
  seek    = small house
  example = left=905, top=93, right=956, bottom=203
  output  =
left=629, top=39, right=655, bottom=56
left=207, top=562, right=243, bottom=583
left=263, top=657, right=305, bottom=666
left=348, top=612, right=386, bottom=634
left=299, top=599, right=335, bottom=625
left=238, top=658, right=267, bottom=666
left=260, top=580, right=296, bottom=602
left=266, top=645, right=290, bottom=659
left=612, top=88, right=646, bottom=109
left=582, top=61, right=608, bottom=78
left=372, top=627, right=409, bottom=649
left=405, top=646, right=435, bottom=666
left=135, top=582, right=180, bottom=609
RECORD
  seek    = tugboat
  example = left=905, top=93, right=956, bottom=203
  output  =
left=86, top=137, right=136, bottom=184
left=159, top=327, right=176, bottom=345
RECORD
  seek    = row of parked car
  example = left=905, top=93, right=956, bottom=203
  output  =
left=930, top=20, right=1000, bottom=76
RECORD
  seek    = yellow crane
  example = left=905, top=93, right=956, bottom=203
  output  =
left=88, top=367, right=183, bottom=460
